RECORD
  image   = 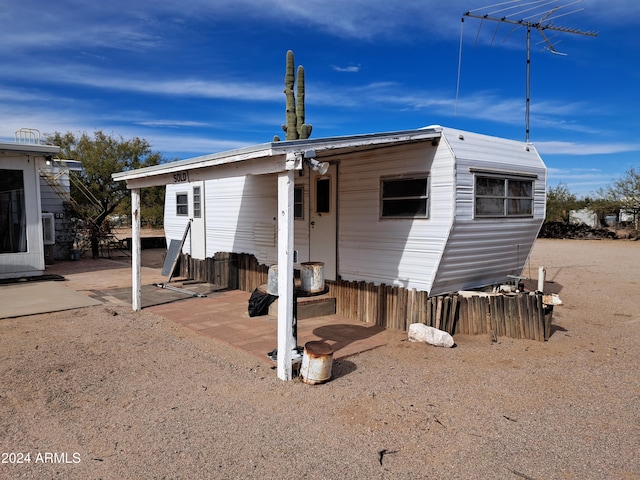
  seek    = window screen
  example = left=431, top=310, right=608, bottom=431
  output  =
left=475, top=176, right=533, bottom=217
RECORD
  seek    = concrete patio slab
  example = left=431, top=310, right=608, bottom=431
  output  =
left=0, top=281, right=102, bottom=319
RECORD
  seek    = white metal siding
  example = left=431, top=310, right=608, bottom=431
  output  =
left=337, top=142, right=454, bottom=291
left=430, top=219, right=542, bottom=296
left=204, top=175, right=278, bottom=264
left=162, top=127, right=546, bottom=296
left=166, top=177, right=279, bottom=263
left=429, top=129, right=547, bottom=296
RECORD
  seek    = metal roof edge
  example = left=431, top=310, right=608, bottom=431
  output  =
left=269, top=126, right=443, bottom=154
left=112, top=142, right=275, bottom=181
left=0, top=143, right=60, bottom=155
left=112, top=126, right=443, bottom=182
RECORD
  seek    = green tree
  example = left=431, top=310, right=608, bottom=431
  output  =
left=545, top=184, right=579, bottom=222
left=597, top=167, right=640, bottom=229
left=46, top=130, right=164, bottom=258
left=115, top=185, right=166, bottom=229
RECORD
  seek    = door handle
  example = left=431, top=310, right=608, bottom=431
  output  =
left=310, top=221, right=315, bottom=226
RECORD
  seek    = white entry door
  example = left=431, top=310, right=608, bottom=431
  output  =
left=190, top=181, right=206, bottom=259
left=309, top=164, right=337, bottom=280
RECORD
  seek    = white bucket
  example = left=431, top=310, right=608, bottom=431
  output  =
left=300, top=341, right=333, bottom=384
left=300, top=262, right=325, bottom=294
left=267, top=265, right=278, bottom=296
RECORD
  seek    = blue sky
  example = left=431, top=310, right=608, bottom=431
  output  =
left=1, top=0, right=638, bottom=197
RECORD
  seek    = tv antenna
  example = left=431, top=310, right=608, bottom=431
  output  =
left=460, top=0, right=598, bottom=142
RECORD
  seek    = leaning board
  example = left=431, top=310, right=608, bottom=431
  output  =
left=162, top=239, right=183, bottom=277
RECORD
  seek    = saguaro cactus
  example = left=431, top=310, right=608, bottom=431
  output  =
left=275, top=50, right=312, bottom=141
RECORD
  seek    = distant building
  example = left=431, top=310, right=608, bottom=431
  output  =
left=569, top=208, right=598, bottom=228
left=0, top=129, right=80, bottom=279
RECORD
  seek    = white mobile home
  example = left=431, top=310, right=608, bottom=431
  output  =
left=0, top=141, right=60, bottom=279
left=163, top=126, right=546, bottom=296
left=114, top=125, right=546, bottom=380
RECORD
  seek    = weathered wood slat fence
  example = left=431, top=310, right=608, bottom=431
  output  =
left=178, top=253, right=552, bottom=341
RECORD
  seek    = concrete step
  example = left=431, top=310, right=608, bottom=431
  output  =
left=264, top=289, right=336, bottom=319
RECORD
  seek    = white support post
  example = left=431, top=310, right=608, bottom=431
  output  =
left=277, top=170, right=296, bottom=381
left=537, top=266, right=546, bottom=293
left=131, top=188, right=142, bottom=311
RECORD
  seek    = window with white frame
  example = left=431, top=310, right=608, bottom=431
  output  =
left=193, top=186, right=201, bottom=218
left=380, top=175, right=429, bottom=218
left=176, top=192, right=189, bottom=216
left=474, top=175, right=534, bottom=217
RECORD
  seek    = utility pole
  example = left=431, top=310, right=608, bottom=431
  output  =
left=463, top=0, right=598, bottom=143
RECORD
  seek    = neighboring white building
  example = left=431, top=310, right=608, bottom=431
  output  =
left=161, top=125, right=547, bottom=296
left=0, top=139, right=60, bottom=279
left=569, top=208, right=599, bottom=228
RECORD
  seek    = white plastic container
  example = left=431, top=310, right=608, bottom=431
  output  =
left=300, top=262, right=324, bottom=294
left=267, top=265, right=278, bottom=296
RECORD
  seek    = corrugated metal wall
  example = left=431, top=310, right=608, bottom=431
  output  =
left=430, top=129, right=546, bottom=296
left=164, top=129, right=546, bottom=298
left=166, top=175, right=280, bottom=264
left=337, top=141, right=453, bottom=292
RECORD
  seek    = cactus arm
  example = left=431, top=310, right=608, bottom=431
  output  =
left=296, top=65, right=306, bottom=138
left=284, top=50, right=298, bottom=140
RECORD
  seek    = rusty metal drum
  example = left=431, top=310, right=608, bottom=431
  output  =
left=300, top=341, right=334, bottom=384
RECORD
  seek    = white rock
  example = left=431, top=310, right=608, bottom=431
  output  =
left=408, top=323, right=454, bottom=348
left=542, top=293, right=563, bottom=306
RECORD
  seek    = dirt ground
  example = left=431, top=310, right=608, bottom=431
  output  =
left=1, top=239, right=638, bottom=479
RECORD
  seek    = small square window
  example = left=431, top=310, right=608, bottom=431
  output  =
left=176, top=193, right=188, bottom=216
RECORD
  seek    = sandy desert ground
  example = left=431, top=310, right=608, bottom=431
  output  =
left=0, top=238, right=638, bottom=479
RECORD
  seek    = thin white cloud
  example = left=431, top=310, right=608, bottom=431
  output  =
left=147, top=134, right=251, bottom=157
left=332, top=65, right=361, bottom=73
left=136, top=120, right=211, bottom=128
left=0, top=64, right=281, bottom=102
left=535, top=140, right=640, bottom=155
left=545, top=167, right=622, bottom=196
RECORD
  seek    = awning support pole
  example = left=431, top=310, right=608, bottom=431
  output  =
left=276, top=169, right=295, bottom=380
left=131, top=187, right=142, bottom=311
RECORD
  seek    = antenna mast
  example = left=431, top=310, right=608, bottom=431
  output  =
left=463, top=0, right=597, bottom=142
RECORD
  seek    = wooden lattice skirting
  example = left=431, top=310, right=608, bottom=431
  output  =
left=178, top=253, right=552, bottom=341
